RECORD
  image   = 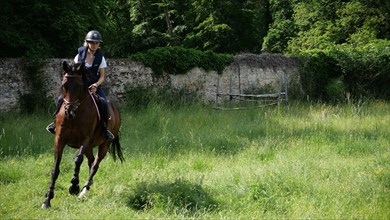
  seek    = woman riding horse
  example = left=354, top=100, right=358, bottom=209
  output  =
left=46, top=30, right=114, bottom=141
left=41, top=31, right=124, bottom=209
left=41, top=61, right=123, bottom=208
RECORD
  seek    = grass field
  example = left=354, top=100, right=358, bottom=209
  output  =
left=0, top=101, right=389, bottom=219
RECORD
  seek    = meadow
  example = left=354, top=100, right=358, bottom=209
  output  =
left=0, top=101, right=389, bottom=219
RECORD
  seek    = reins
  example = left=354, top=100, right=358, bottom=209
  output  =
left=62, top=72, right=100, bottom=121
left=62, top=73, right=89, bottom=115
left=63, top=92, right=89, bottom=108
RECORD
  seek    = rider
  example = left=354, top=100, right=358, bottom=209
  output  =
left=46, top=30, right=115, bottom=141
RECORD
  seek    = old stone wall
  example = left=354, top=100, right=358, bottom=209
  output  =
left=0, top=54, right=300, bottom=112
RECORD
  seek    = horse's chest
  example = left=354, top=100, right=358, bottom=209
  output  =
left=58, top=123, right=93, bottom=144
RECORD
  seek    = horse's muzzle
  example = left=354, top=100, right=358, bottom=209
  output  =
left=65, top=109, right=76, bottom=119
left=64, top=104, right=79, bottom=119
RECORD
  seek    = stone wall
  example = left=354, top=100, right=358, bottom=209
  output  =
left=0, top=54, right=300, bottom=112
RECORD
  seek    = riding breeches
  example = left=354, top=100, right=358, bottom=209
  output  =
left=96, top=87, right=108, bottom=110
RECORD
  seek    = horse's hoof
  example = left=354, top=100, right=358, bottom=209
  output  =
left=78, top=187, right=89, bottom=200
left=69, top=184, right=80, bottom=195
left=41, top=202, right=51, bottom=209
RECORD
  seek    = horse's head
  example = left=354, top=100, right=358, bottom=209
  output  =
left=61, top=61, right=88, bottom=119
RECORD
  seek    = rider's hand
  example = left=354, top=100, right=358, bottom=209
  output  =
left=89, top=83, right=98, bottom=93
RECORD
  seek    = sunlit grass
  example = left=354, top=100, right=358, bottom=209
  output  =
left=0, top=101, right=389, bottom=219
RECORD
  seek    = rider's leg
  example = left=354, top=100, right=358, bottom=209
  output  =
left=96, top=88, right=115, bottom=141
left=46, top=96, right=63, bottom=134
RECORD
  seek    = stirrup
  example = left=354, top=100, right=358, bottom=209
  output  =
left=105, top=130, right=115, bottom=141
left=46, top=122, right=56, bottom=134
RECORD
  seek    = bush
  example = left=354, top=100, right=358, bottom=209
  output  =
left=296, top=39, right=390, bottom=101
left=334, top=40, right=390, bottom=99
left=297, top=49, right=342, bottom=101
left=130, top=46, right=234, bottom=75
left=325, top=77, right=346, bottom=102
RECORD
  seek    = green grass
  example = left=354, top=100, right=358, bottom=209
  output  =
left=0, top=101, right=389, bottom=219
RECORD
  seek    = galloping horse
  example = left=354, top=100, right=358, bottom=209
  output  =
left=42, top=61, right=124, bottom=208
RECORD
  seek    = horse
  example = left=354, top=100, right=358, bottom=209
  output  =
left=42, top=61, right=124, bottom=208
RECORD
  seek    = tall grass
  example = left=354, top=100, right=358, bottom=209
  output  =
left=0, top=112, right=54, bottom=157
left=0, top=101, right=389, bottom=219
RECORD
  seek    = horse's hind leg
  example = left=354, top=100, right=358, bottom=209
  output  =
left=78, top=144, right=109, bottom=199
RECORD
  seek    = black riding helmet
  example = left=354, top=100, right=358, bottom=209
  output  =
left=85, top=30, right=103, bottom=42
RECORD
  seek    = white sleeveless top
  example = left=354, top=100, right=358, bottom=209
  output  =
left=73, top=54, right=107, bottom=69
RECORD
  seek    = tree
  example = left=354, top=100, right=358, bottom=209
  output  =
left=288, top=0, right=390, bottom=53
left=185, top=0, right=269, bottom=53
left=262, top=0, right=296, bottom=53
left=0, top=0, right=111, bottom=58
left=1, top=0, right=388, bottom=58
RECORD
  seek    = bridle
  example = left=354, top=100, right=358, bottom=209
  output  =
left=62, top=73, right=90, bottom=119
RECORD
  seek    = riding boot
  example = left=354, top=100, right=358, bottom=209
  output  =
left=100, top=99, right=115, bottom=141
left=46, top=122, right=56, bottom=134
left=103, top=122, right=115, bottom=141
left=46, top=97, right=63, bottom=134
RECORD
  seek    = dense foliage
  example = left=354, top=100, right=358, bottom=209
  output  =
left=0, top=0, right=111, bottom=58
left=0, top=0, right=269, bottom=58
left=298, top=39, right=390, bottom=101
left=131, top=47, right=233, bottom=75
left=0, top=0, right=389, bottom=101
left=263, top=0, right=389, bottom=100
left=1, top=0, right=388, bottom=57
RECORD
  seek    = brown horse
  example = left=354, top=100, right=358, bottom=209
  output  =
left=42, top=61, right=124, bottom=208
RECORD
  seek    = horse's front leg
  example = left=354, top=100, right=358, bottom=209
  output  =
left=69, top=142, right=89, bottom=195
left=42, top=140, right=65, bottom=208
left=78, top=144, right=109, bottom=199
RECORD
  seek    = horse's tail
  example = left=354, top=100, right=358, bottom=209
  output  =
left=110, top=135, right=125, bottom=162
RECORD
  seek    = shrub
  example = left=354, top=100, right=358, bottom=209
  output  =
left=325, top=77, right=346, bottom=102
left=334, top=40, right=390, bottom=99
left=130, top=46, right=234, bottom=75
left=297, top=49, right=342, bottom=101
left=296, top=39, right=390, bottom=101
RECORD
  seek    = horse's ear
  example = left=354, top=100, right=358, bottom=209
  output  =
left=63, top=61, right=69, bottom=72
